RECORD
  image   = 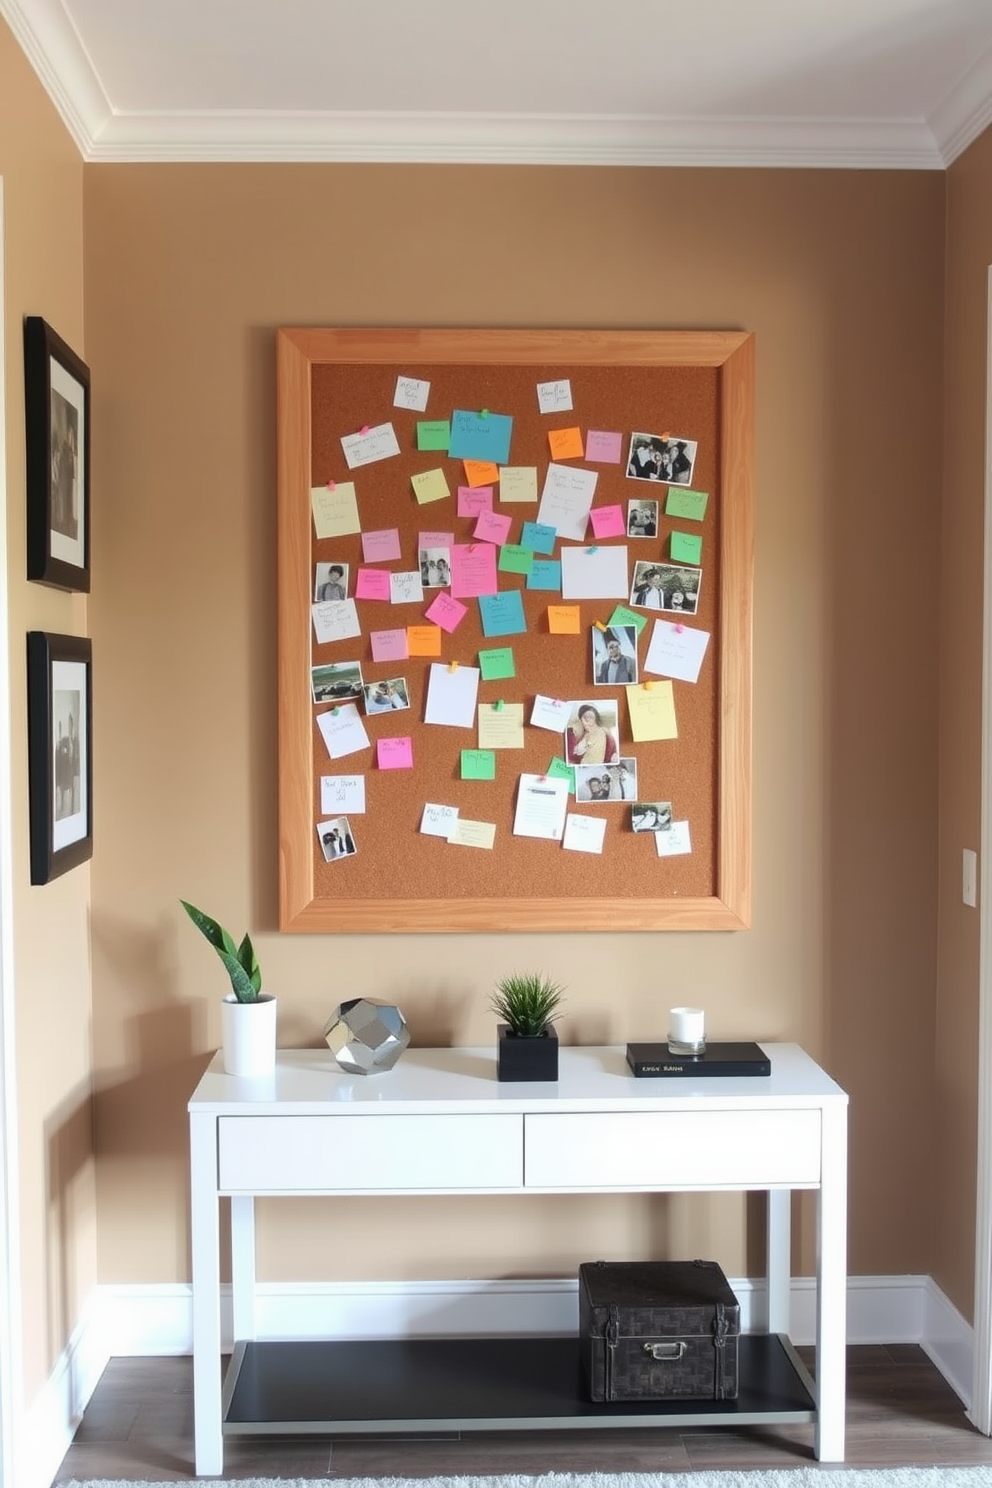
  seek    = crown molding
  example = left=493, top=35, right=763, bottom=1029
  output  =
left=928, top=43, right=992, bottom=166
left=0, top=0, right=111, bottom=154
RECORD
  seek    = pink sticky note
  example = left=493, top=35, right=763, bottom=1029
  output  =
left=362, top=528, right=402, bottom=562
left=356, top=567, right=392, bottom=601
left=585, top=429, right=623, bottom=464
left=425, top=592, right=469, bottom=633
left=371, top=628, right=409, bottom=663
left=473, top=510, right=513, bottom=546
left=377, top=737, right=413, bottom=770
left=589, top=504, right=627, bottom=540
left=458, top=485, right=494, bottom=517
left=418, top=530, right=455, bottom=549
left=450, top=542, right=499, bottom=599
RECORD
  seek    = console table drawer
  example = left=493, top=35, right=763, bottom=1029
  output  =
left=219, top=1114, right=523, bottom=1193
left=524, top=1110, right=821, bottom=1188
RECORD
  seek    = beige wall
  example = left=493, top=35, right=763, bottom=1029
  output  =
left=0, top=21, right=96, bottom=1403
left=83, top=164, right=945, bottom=1290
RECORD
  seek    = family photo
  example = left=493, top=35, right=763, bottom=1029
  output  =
left=632, top=800, right=673, bottom=833
left=626, top=432, right=697, bottom=486
left=317, top=816, right=357, bottom=862
left=630, top=561, right=702, bottom=614
left=311, top=660, right=364, bottom=703
left=364, top=678, right=410, bottom=713
left=564, top=701, right=620, bottom=765
left=314, top=561, right=349, bottom=602
left=627, top=500, right=658, bottom=537
left=419, top=547, right=451, bottom=587
left=574, top=759, right=638, bottom=803
left=592, top=626, right=638, bottom=686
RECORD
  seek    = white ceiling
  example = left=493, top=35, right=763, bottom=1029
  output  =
left=4, top=0, right=992, bottom=167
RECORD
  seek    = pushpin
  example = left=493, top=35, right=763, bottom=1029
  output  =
left=480, top=408, right=489, bottom=419
left=675, top=622, right=685, bottom=633
left=661, top=430, right=671, bottom=441
left=359, top=424, right=370, bottom=436
left=332, top=706, right=340, bottom=716
left=326, top=479, right=336, bottom=491
left=587, top=545, right=599, bottom=554
left=642, top=680, right=654, bottom=691
left=594, top=620, right=607, bottom=632
left=494, top=700, right=504, bottom=712
left=448, top=660, right=459, bottom=673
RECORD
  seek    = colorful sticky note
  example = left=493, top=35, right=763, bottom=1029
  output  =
left=589, top=504, right=627, bottom=540
left=416, top=419, right=450, bottom=451
left=311, top=482, right=360, bottom=539
left=608, top=604, right=649, bottom=636
left=463, top=459, right=500, bottom=487
left=356, top=567, right=392, bottom=601
left=449, top=543, right=499, bottom=599
left=626, top=680, right=678, bottom=742
left=477, top=702, right=525, bottom=750
left=671, top=531, right=703, bottom=565
left=418, top=528, right=455, bottom=549
left=461, top=748, right=496, bottom=780
left=411, top=468, right=450, bottom=505
left=478, top=590, right=526, bottom=637
left=547, top=756, right=576, bottom=794
left=585, top=430, right=623, bottom=464
left=665, top=488, right=709, bottom=521
left=499, top=467, right=539, bottom=503
left=370, top=628, right=409, bottom=663
left=547, top=426, right=584, bottom=461
left=521, top=521, right=557, bottom=555
left=457, top=485, right=494, bottom=517
left=449, top=409, right=513, bottom=465
left=425, top=592, right=469, bottom=633
left=407, top=625, right=442, bottom=656
left=473, top=510, right=513, bottom=545
left=377, top=737, right=414, bottom=770
left=478, top=647, right=515, bottom=681
left=498, top=544, right=534, bottom=576
left=547, top=605, right=581, bottom=635
left=448, top=819, right=497, bottom=849
left=527, top=560, right=562, bottom=592
left=361, top=527, right=402, bottom=562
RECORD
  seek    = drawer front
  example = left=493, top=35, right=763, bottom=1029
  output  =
left=218, top=1113, right=523, bottom=1193
left=524, top=1110, right=821, bottom=1189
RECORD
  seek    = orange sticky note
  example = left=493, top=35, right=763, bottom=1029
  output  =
left=547, top=605, right=581, bottom=635
left=547, top=426, right=584, bottom=461
left=464, top=459, right=499, bottom=488
left=407, top=624, right=442, bottom=657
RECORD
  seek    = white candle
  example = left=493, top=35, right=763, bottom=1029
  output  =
left=669, top=1006, right=705, bottom=1045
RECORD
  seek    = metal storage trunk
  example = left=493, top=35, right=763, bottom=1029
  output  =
left=578, top=1259, right=741, bottom=1403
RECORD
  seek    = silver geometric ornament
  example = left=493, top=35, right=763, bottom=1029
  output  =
left=323, top=996, right=410, bottom=1075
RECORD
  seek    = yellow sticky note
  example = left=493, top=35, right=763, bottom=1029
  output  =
left=547, top=605, right=581, bottom=635
left=411, top=468, right=450, bottom=505
left=310, top=482, right=360, bottom=539
left=626, top=680, right=678, bottom=742
left=464, top=459, right=499, bottom=488
left=547, top=426, right=584, bottom=461
left=407, top=624, right=442, bottom=657
left=448, top=819, right=497, bottom=849
left=477, top=702, right=525, bottom=749
left=499, top=466, right=538, bottom=503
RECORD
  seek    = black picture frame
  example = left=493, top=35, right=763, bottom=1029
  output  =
left=27, top=632, right=93, bottom=885
left=23, top=316, right=91, bottom=591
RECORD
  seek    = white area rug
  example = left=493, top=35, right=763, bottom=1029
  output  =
left=56, top=1468, right=992, bottom=1488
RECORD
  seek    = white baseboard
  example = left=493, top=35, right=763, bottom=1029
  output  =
left=26, top=1272, right=977, bottom=1483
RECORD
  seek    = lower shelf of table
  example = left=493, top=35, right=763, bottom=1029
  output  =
left=222, top=1333, right=817, bottom=1435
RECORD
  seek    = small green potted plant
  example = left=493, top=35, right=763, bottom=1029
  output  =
left=181, top=900, right=276, bottom=1076
left=490, top=972, right=564, bottom=1083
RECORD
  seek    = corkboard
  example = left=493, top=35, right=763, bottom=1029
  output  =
left=277, top=329, right=753, bottom=933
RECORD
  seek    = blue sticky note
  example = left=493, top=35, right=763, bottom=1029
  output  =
left=521, top=521, right=557, bottom=556
left=526, top=560, right=562, bottom=592
left=448, top=409, right=513, bottom=465
left=478, top=590, right=527, bottom=637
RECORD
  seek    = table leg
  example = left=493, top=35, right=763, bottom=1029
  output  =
left=190, top=1110, right=223, bottom=1477
left=767, top=1189, right=791, bottom=1334
left=814, top=1101, right=848, bottom=1461
left=231, top=1196, right=257, bottom=1342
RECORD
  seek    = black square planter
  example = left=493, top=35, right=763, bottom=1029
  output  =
left=496, top=1023, right=559, bottom=1082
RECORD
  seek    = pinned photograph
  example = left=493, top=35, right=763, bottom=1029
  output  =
left=564, top=700, right=620, bottom=766
left=364, top=677, right=410, bottom=714
left=311, top=660, right=364, bottom=704
left=630, top=561, right=702, bottom=614
left=314, top=561, right=349, bottom=602
left=627, top=500, right=658, bottom=537
left=574, top=758, right=638, bottom=803
left=317, top=816, right=357, bottom=862
left=592, top=625, right=638, bottom=686
left=626, top=433, right=697, bottom=486
left=420, top=546, right=451, bottom=588
left=632, top=801, right=673, bottom=833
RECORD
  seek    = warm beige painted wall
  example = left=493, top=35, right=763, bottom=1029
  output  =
left=937, top=125, right=992, bottom=1319
left=0, top=21, right=96, bottom=1401
left=84, top=163, right=945, bottom=1293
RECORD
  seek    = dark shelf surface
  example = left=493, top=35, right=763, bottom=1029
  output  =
left=224, top=1333, right=816, bottom=1434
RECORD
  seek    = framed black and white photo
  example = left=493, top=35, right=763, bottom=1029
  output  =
left=27, top=632, right=93, bottom=885
left=24, top=317, right=90, bottom=591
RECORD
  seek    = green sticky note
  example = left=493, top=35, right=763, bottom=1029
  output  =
left=417, top=419, right=451, bottom=452
left=608, top=604, right=648, bottom=636
left=671, top=531, right=702, bottom=565
left=479, top=647, right=515, bottom=681
left=461, top=748, right=496, bottom=781
left=498, top=543, right=534, bottom=575
left=665, top=487, right=708, bottom=521
left=547, top=757, right=576, bottom=795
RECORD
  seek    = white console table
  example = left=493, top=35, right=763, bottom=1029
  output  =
left=188, top=1042, right=847, bottom=1476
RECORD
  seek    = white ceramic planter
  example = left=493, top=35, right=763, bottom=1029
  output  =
left=221, top=993, right=277, bottom=1076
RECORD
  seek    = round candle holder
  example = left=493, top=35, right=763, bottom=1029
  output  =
left=668, top=1005, right=706, bottom=1057
left=667, top=1033, right=706, bottom=1057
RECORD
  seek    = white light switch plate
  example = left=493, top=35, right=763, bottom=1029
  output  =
left=964, top=848, right=978, bottom=908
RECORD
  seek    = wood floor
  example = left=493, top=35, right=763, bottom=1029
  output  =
left=52, top=1345, right=992, bottom=1483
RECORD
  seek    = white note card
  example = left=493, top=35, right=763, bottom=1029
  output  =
left=537, top=463, right=598, bottom=542
left=420, top=802, right=460, bottom=838
left=645, top=620, right=711, bottom=684
left=311, top=598, right=362, bottom=645
left=315, top=703, right=370, bottom=760
left=530, top=695, right=571, bottom=732
left=562, top=813, right=607, bottom=854
left=320, top=775, right=367, bottom=814
left=560, top=544, right=629, bottom=600
left=655, top=820, right=692, bottom=857
left=341, top=422, right=401, bottom=470
left=537, top=378, right=573, bottom=414
left=513, top=773, right=570, bottom=841
left=394, top=375, right=431, bottom=412
left=424, top=662, right=481, bottom=728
